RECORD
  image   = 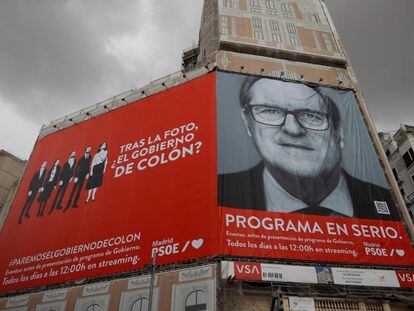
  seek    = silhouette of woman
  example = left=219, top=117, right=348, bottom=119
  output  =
left=86, top=142, right=108, bottom=202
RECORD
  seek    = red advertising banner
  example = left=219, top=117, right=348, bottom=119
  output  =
left=0, top=73, right=218, bottom=293
left=220, top=208, right=414, bottom=266
left=233, top=262, right=262, bottom=280
left=396, top=271, right=414, bottom=288
left=216, top=72, right=414, bottom=267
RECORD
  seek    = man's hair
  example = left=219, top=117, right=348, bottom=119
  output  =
left=239, top=76, right=341, bottom=133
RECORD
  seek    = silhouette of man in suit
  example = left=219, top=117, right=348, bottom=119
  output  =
left=37, top=159, right=61, bottom=217
left=64, top=147, right=92, bottom=211
left=49, top=151, right=76, bottom=214
left=18, top=161, right=47, bottom=224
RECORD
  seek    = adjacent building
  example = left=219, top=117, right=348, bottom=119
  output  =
left=380, top=125, right=414, bottom=219
left=0, top=150, right=26, bottom=229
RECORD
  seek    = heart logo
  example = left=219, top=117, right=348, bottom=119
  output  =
left=191, top=239, right=204, bottom=249
left=396, top=249, right=405, bottom=257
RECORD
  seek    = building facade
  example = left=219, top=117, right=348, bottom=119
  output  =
left=218, top=0, right=344, bottom=59
left=1, top=1, right=414, bottom=310
left=0, top=150, right=26, bottom=229
left=380, top=125, right=414, bottom=219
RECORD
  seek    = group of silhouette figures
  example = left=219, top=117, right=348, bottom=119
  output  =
left=18, top=143, right=108, bottom=224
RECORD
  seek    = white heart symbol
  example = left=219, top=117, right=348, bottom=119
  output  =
left=191, top=239, right=204, bottom=249
left=396, top=249, right=405, bottom=257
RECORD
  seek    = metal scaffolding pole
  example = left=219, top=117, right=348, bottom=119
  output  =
left=148, top=252, right=157, bottom=311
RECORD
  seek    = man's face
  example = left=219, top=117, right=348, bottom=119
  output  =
left=243, top=79, right=341, bottom=178
left=41, top=161, right=47, bottom=169
left=69, top=151, right=76, bottom=159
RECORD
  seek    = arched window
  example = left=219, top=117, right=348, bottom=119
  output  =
left=131, top=297, right=149, bottom=311
left=86, top=304, right=101, bottom=311
left=185, top=290, right=207, bottom=311
left=231, top=1, right=239, bottom=9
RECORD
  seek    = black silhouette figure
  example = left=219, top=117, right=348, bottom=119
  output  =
left=64, top=147, right=92, bottom=211
left=37, top=160, right=61, bottom=217
left=86, top=142, right=108, bottom=203
left=18, top=161, right=48, bottom=224
left=49, top=151, right=76, bottom=214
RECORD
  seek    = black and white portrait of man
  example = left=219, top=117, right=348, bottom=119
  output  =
left=217, top=73, right=399, bottom=221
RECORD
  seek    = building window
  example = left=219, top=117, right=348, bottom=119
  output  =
left=252, top=16, right=262, bottom=28
left=411, top=175, right=414, bottom=183
left=86, top=305, right=100, bottom=311
left=131, top=298, right=149, bottom=311
left=286, top=23, right=297, bottom=34
left=224, top=0, right=238, bottom=8
left=265, top=0, right=276, bottom=9
left=272, top=33, right=282, bottom=43
left=289, top=36, right=300, bottom=46
left=269, top=19, right=279, bottom=31
left=386, top=149, right=391, bottom=157
left=322, top=33, right=334, bottom=51
left=281, top=2, right=295, bottom=17
left=311, top=13, right=320, bottom=23
left=392, top=168, right=400, bottom=181
left=281, top=2, right=293, bottom=12
left=250, top=0, right=261, bottom=13
left=254, top=30, right=264, bottom=40
left=400, top=188, right=406, bottom=196
left=221, top=16, right=229, bottom=35
left=403, top=148, right=414, bottom=168
left=185, top=290, right=207, bottom=311
left=304, top=13, right=319, bottom=23
left=265, top=0, right=277, bottom=15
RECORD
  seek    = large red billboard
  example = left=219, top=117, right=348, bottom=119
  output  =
left=0, top=73, right=218, bottom=293
left=1, top=71, right=414, bottom=295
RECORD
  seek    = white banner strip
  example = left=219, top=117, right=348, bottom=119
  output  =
left=221, top=261, right=403, bottom=288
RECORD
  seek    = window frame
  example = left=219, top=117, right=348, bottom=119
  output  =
left=254, top=30, right=265, bottom=40
left=289, top=36, right=300, bottom=46
left=286, top=23, right=297, bottom=34
left=269, top=19, right=279, bottom=31
left=403, top=148, right=414, bottom=168
left=252, top=16, right=263, bottom=28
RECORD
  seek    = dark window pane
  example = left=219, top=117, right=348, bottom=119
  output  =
left=403, top=151, right=414, bottom=168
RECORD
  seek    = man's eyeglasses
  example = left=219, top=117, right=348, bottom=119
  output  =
left=246, top=105, right=330, bottom=131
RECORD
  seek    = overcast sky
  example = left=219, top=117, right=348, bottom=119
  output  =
left=0, top=0, right=412, bottom=159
